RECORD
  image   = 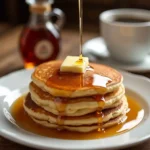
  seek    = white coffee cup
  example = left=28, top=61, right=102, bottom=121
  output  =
left=100, top=9, right=150, bottom=64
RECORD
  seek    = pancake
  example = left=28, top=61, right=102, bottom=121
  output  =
left=31, top=114, right=127, bottom=132
left=30, top=82, right=125, bottom=116
left=24, top=94, right=128, bottom=126
left=32, top=61, right=123, bottom=97
left=24, top=60, right=128, bottom=133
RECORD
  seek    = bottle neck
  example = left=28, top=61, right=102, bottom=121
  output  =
left=28, top=4, right=51, bottom=27
left=28, top=12, right=50, bottom=27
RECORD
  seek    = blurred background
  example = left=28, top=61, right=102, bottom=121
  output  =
left=0, top=0, right=150, bottom=32
left=0, top=0, right=150, bottom=77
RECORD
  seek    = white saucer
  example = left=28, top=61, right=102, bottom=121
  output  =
left=83, top=37, right=150, bottom=72
left=0, top=69, right=150, bottom=150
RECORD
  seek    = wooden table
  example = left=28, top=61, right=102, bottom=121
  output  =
left=0, top=26, right=150, bottom=150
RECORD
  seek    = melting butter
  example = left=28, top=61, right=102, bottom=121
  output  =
left=60, top=56, right=89, bottom=73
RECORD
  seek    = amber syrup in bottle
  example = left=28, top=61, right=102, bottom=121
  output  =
left=19, top=0, right=64, bottom=68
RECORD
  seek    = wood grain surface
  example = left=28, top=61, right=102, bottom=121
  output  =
left=0, top=26, right=150, bottom=150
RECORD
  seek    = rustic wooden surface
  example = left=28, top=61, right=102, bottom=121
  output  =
left=0, top=26, right=150, bottom=150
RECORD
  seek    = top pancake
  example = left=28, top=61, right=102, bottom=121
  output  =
left=32, top=60, right=123, bottom=97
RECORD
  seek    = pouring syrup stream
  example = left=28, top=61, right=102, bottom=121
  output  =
left=78, top=0, right=83, bottom=58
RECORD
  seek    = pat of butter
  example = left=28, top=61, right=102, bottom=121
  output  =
left=60, top=56, right=89, bottom=73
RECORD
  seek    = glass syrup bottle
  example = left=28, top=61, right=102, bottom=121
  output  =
left=19, top=0, right=65, bottom=68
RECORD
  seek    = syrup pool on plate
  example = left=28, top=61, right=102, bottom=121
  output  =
left=10, top=95, right=144, bottom=140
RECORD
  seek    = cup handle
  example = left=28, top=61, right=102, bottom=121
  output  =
left=50, top=8, right=65, bottom=30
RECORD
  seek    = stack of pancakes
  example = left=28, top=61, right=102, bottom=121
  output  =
left=24, top=61, right=128, bottom=132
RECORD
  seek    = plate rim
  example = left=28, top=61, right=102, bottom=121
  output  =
left=0, top=69, right=150, bottom=150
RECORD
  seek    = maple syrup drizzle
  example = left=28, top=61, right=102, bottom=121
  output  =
left=96, top=111, right=104, bottom=124
left=46, top=64, right=112, bottom=92
left=10, top=95, right=144, bottom=140
left=75, top=0, right=83, bottom=65
left=47, top=65, right=111, bottom=127
left=75, top=54, right=84, bottom=65
left=45, top=0, right=111, bottom=91
left=76, top=0, right=112, bottom=91
left=94, top=95, right=105, bottom=108
left=94, top=95, right=105, bottom=130
left=47, top=0, right=111, bottom=126
left=78, top=0, right=83, bottom=57
left=54, top=97, right=67, bottom=127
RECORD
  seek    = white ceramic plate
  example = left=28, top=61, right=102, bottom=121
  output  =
left=0, top=69, right=150, bottom=150
left=83, top=37, right=150, bottom=72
